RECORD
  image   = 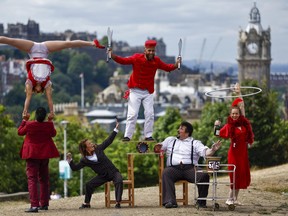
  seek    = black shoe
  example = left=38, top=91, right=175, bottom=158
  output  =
left=38, top=206, right=48, bottom=210
left=25, top=207, right=38, bottom=213
left=164, top=202, right=178, bottom=208
left=115, top=203, right=121, bottom=208
left=122, top=137, right=130, bottom=142
left=144, top=137, right=155, bottom=141
left=196, top=201, right=207, bottom=209
left=79, top=204, right=91, bottom=209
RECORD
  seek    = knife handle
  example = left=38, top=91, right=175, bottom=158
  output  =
left=106, top=48, right=111, bottom=62
left=177, top=56, right=181, bottom=70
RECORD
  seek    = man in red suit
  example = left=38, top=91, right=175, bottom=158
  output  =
left=18, top=107, right=59, bottom=213
left=110, top=39, right=181, bottom=142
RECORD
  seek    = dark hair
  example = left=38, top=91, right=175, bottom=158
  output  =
left=79, top=139, right=89, bottom=158
left=180, top=121, right=193, bottom=136
left=35, top=107, right=47, bottom=122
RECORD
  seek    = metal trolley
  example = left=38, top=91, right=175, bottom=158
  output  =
left=194, top=158, right=236, bottom=211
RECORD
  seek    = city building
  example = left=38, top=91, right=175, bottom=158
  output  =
left=237, top=2, right=272, bottom=90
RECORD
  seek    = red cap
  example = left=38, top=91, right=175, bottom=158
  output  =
left=145, top=40, right=157, bottom=48
left=231, top=98, right=243, bottom=106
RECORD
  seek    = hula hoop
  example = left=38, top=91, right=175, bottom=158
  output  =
left=205, top=86, right=262, bottom=98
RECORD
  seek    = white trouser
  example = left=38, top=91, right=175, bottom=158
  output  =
left=124, top=88, right=154, bottom=139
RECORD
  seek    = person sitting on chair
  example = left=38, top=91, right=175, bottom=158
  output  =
left=156, top=121, right=222, bottom=208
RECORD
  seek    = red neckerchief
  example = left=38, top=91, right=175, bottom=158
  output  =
left=227, top=115, right=254, bottom=145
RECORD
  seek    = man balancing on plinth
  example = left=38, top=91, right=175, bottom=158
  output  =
left=108, top=38, right=181, bottom=142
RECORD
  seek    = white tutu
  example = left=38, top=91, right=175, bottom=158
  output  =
left=31, top=64, right=51, bottom=82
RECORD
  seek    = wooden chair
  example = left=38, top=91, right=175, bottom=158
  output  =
left=105, top=154, right=134, bottom=208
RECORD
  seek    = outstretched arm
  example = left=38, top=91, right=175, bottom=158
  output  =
left=45, top=85, right=54, bottom=119
left=205, top=140, right=222, bottom=156
left=23, top=83, right=33, bottom=117
left=98, top=120, right=119, bottom=150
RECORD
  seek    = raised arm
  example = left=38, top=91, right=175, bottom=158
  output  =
left=234, top=83, right=245, bottom=116
left=98, top=120, right=119, bottom=150
left=45, top=85, right=54, bottom=119
left=23, top=83, right=33, bottom=118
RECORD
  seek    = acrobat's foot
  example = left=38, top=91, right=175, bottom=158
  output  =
left=93, top=39, right=105, bottom=49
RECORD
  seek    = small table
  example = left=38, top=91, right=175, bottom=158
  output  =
left=127, top=152, right=164, bottom=206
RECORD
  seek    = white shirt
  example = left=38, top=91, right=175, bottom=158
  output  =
left=86, top=153, right=98, bottom=162
left=161, top=136, right=208, bottom=167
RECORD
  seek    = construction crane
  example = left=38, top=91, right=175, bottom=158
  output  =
left=209, top=37, right=222, bottom=74
left=197, top=38, right=206, bottom=73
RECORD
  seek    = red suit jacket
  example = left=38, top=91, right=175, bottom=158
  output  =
left=18, top=120, right=59, bottom=159
left=113, top=54, right=176, bottom=93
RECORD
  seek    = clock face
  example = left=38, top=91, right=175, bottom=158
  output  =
left=247, top=42, right=258, bottom=54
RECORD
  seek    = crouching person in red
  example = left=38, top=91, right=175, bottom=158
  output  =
left=18, top=107, right=59, bottom=213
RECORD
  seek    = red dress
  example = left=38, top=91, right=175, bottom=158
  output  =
left=219, top=116, right=254, bottom=189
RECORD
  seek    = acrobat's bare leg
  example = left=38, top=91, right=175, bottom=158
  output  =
left=0, top=36, right=34, bottom=53
left=23, top=83, right=33, bottom=117
left=44, top=40, right=94, bottom=53
left=45, top=84, right=54, bottom=119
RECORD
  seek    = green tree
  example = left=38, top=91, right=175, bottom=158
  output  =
left=153, top=107, right=183, bottom=142
left=49, top=50, right=71, bottom=74
left=94, top=60, right=115, bottom=88
left=67, top=53, right=94, bottom=90
left=0, top=105, right=26, bottom=193
left=245, top=81, right=288, bottom=166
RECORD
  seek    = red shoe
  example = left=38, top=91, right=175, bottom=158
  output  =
left=93, top=39, right=105, bottom=49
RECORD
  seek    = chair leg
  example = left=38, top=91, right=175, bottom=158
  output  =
left=105, top=182, right=111, bottom=208
left=183, top=181, right=188, bottom=205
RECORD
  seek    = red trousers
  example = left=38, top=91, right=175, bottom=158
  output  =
left=26, top=159, right=50, bottom=207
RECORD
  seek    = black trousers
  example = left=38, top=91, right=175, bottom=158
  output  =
left=84, top=171, right=123, bottom=203
left=162, top=165, right=209, bottom=205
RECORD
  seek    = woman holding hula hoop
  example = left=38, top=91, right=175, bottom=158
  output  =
left=214, top=83, right=254, bottom=206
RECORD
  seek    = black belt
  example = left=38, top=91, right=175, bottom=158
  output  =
left=173, top=162, right=194, bottom=169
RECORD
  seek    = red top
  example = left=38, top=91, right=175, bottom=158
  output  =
left=18, top=120, right=59, bottom=159
left=114, top=53, right=176, bottom=93
left=26, top=58, right=54, bottom=88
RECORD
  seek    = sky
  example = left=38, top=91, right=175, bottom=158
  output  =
left=0, top=0, right=287, bottom=64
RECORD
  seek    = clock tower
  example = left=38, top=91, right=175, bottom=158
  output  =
left=237, top=3, right=271, bottom=90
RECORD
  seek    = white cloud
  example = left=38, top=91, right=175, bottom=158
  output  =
left=0, top=0, right=287, bottom=63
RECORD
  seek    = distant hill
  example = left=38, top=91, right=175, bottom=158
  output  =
left=183, top=60, right=288, bottom=74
